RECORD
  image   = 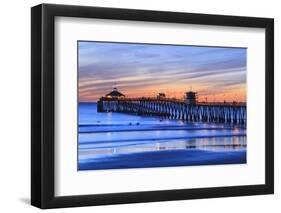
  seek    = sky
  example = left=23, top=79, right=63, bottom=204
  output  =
left=78, top=41, right=246, bottom=102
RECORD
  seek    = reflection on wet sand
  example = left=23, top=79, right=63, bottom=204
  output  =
left=79, top=136, right=246, bottom=160
left=78, top=103, right=247, bottom=170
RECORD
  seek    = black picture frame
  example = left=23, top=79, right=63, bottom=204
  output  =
left=31, top=3, right=274, bottom=209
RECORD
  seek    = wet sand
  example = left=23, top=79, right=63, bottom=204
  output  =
left=78, top=103, right=247, bottom=171
left=79, top=149, right=246, bottom=171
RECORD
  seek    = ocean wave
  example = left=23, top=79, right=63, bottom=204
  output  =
left=79, top=127, right=243, bottom=133
left=79, top=134, right=246, bottom=145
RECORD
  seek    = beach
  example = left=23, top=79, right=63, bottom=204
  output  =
left=78, top=103, right=246, bottom=171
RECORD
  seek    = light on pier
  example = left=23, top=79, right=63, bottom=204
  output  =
left=105, top=87, right=125, bottom=99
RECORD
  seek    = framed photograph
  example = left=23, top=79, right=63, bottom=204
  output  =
left=31, top=4, right=274, bottom=209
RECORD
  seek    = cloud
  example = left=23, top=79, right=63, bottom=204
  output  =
left=78, top=41, right=246, bottom=102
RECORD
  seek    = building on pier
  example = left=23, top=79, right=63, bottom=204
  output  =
left=157, top=93, right=166, bottom=99
left=105, top=87, right=125, bottom=99
left=185, top=91, right=197, bottom=105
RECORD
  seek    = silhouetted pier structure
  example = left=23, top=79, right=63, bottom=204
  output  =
left=97, top=88, right=246, bottom=124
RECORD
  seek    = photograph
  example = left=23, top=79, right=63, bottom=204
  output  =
left=30, top=3, right=274, bottom=209
left=0, top=0, right=276, bottom=210
left=78, top=41, right=247, bottom=171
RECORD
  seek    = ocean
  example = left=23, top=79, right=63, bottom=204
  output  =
left=78, top=103, right=246, bottom=170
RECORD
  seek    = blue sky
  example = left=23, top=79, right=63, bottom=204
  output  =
left=78, top=41, right=246, bottom=102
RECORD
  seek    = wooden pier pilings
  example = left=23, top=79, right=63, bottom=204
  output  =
left=97, top=97, right=246, bottom=125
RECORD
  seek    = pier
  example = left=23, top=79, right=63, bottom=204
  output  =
left=97, top=88, right=246, bottom=124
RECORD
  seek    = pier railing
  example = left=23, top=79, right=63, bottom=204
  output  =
left=97, top=97, right=246, bottom=124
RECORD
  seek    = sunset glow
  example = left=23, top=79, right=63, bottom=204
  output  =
left=78, top=41, right=246, bottom=103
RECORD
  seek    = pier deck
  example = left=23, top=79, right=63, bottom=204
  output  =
left=97, top=97, right=246, bottom=124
